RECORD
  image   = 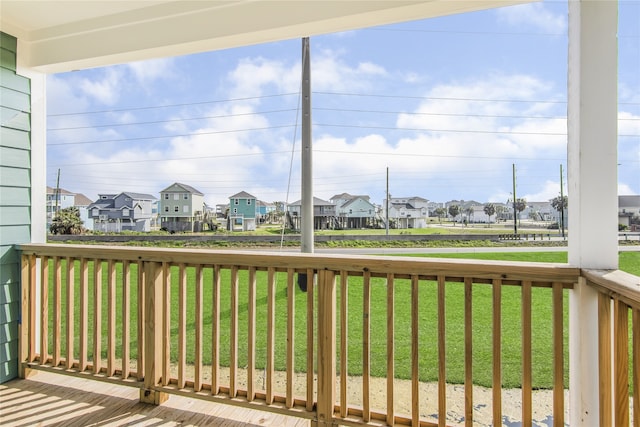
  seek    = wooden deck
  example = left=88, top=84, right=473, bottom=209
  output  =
left=0, top=371, right=310, bottom=427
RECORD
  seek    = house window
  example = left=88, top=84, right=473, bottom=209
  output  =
left=183, top=205, right=189, bottom=213
left=233, top=208, right=238, bottom=214
left=164, top=194, right=169, bottom=200
left=164, top=206, right=169, bottom=213
left=183, top=194, right=188, bottom=200
left=247, top=199, right=252, bottom=205
left=234, top=199, right=239, bottom=205
left=173, top=194, right=179, bottom=200
left=122, top=208, right=129, bottom=217
left=92, top=208, right=98, bottom=216
left=174, top=206, right=179, bottom=212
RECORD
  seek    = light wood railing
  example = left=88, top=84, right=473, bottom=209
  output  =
left=584, top=268, right=640, bottom=427
left=17, top=243, right=608, bottom=426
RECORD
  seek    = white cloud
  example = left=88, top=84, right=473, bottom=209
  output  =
left=79, top=68, right=123, bottom=105
left=522, top=180, right=560, bottom=202
left=127, top=57, right=175, bottom=85
left=618, top=183, right=638, bottom=195
left=496, top=3, right=567, bottom=34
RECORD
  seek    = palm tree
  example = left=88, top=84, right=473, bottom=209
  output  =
left=483, top=203, right=496, bottom=226
left=448, top=204, right=461, bottom=226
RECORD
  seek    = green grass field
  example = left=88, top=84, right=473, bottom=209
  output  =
left=49, top=251, right=638, bottom=389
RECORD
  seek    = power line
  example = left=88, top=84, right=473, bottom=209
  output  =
left=48, top=109, right=297, bottom=131
left=48, top=124, right=296, bottom=146
left=47, top=93, right=299, bottom=117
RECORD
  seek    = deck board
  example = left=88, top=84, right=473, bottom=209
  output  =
left=0, top=371, right=310, bottom=426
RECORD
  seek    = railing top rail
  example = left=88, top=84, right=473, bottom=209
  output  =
left=582, top=268, right=640, bottom=308
left=18, top=243, right=580, bottom=284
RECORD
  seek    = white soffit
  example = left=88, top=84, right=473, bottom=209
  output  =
left=0, top=0, right=533, bottom=73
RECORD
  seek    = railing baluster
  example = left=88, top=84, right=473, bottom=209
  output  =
left=178, top=263, right=187, bottom=388
left=492, top=279, right=502, bottom=426
left=306, top=268, right=314, bottom=412
left=286, top=268, right=295, bottom=408
left=122, top=260, right=131, bottom=380
left=386, top=273, right=394, bottom=426
left=362, top=270, right=371, bottom=422
left=230, top=266, right=239, bottom=398
left=464, top=277, right=473, bottom=427
left=194, top=264, right=204, bottom=392
left=137, top=260, right=145, bottom=381
left=598, top=291, right=612, bottom=426
left=28, top=255, right=36, bottom=364
left=521, top=281, right=532, bottom=427
left=266, top=267, right=275, bottom=405
left=552, top=282, right=564, bottom=426
left=161, top=262, right=170, bottom=386
left=19, top=255, right=30, bottom=377
left=438, top=275, right=446, bottom=427
left=79, top=258, right=89, bottom=372
left=65, top=257, right=75, bottom=370
left=633, top=308, right=639, bottom=427
left=340, top=272, right=348, bottom=418
left=614, top=299, right=629, bottom=427
left=411, top=274, right=419, bottom=427
left=211, top=265, right=220, bottom=395
left=107, top=259, right=116, bottom=376
left=92, top=259, right=101, bottom=373
left=40, top=256, right=49, bottom=366
left=247, top=267, right=256, bottom=402
left=53, top=256, right=61, bottom=368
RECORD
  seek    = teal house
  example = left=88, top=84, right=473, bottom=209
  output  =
left=228, top=191, right=257, bottom=231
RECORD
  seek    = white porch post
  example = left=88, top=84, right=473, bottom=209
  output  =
left=567, top=0, right=618, bottom=425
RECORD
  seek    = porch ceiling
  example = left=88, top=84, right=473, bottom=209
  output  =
left=0, top=0, right=531, bottom=73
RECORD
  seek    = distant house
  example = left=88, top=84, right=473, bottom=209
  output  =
left=330, top=193, right=376, bottom=229
left=256, top=200, right=276, bottom=223
left=46, top=186, right=94, bottom=230
left=228, top=191, right=258, bottom=231
left=619, top=195, right=640, bottom=229
left=159, top=183, right=205, bottom=232
left=88, top=192, right=156, bottom=232
left=287, top=197, right=337, bottom=230
left=386, top=196, right=429, bottom=229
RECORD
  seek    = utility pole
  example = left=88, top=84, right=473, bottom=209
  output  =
left=385, top=167, right=389, bottom=237
left=301, top=37, right=313, bottom=254
left=512, top=163, right=517, bottom=235
left=560, top=164, right=565, bottom=239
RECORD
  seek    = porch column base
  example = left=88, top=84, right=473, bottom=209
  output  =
left=139, top=388, right=169, bottom=405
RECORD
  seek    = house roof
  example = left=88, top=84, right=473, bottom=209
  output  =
left=74, top=193, right=93, bottom=206
left=341, top=197, right=374, bottom=209
left=289, top=197, right=334, bottom=207
left=121, top=192, right=157, bottom=200
left=46, top=186, right=74, bottom=195
left=160, top=182, right=204, bottom=195
left=619, top=195, right=640, bottom=207
left=0, top=1, right=529, bottom=73
left=230, top=191, right=257, bottom=200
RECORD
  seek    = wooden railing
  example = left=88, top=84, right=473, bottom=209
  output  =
left=18, top=243, right=627, bottom=426
left=584, top=268, right=640, bottom=427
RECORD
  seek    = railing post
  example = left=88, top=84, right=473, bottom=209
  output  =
left=140, top=261, right=168, bottom=405
left=315, top=269, right=336, bottom=427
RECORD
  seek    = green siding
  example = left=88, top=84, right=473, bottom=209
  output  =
left=0, top=87, right=30, bottom=112
left=0, top=146, right=30, bottom=168
left=0, top=31, right=30, bottom=384
left=1, top=127, right=30, bottom=149
left=0, top=107, right=30, bottom=131
left=0, top=166, right=30, bottom=187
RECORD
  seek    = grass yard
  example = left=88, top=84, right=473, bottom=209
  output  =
left=48, top=250, right=638, bottom=390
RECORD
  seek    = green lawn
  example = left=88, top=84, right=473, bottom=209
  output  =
left=49, top=251, right=639, bottom=389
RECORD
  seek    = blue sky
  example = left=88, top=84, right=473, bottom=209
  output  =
left=47, top=1, right=639, bottom=209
